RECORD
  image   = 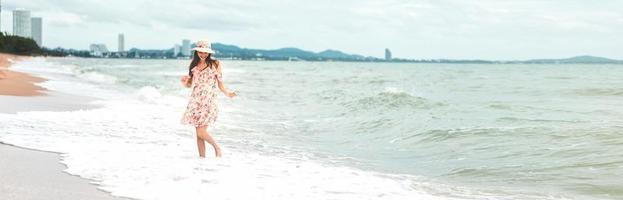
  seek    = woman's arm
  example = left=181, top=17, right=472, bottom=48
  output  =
left=181, top=75, right=191, bottom=88
left=216, top=61, right=237, bottom=98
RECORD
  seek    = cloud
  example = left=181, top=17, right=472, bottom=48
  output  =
left=3, top=0, right=622, bottom=59
left=37, top=11, right=87, bottom=27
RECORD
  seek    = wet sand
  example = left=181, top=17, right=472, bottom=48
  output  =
left=0, top=144, right=131, bottom=200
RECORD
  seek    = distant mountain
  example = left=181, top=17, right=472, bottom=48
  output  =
left=523, top=55, right=622, bottom=64
left=262, top=47, right=317, bottom=58
left=212, top=43, right=622, bottom=63
left=211, top=43, right=378, bottom=61
left=567, top=55, right=617, bottom=62
left=316, top=49, right=359, bottom=59
left=113, top=44, right=623, bottom=64
left=212, top=43, right=243, bottom=52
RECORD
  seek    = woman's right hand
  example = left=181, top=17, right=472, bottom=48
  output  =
left=180, top=75, right=191, bottom=88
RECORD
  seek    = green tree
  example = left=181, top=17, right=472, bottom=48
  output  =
left=0, top=32, right=42, bottom=55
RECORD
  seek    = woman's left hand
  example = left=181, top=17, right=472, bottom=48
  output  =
left=225, top=90, right=237, bottom=98
left=180, top=75, right=191, bottom=88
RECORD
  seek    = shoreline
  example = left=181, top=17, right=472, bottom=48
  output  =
left=0, top=55, right=128, bottom=200
left=0, top=53, right=47, bottom=96
left=0, top=53, right=97, bottom=113
left=0, top=143, right=132, bottom=200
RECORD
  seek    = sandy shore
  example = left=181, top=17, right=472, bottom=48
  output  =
left=0, top=144, right=131, bottom=200
left=0, top=53, right=97, bottom=113
left=0, top=53, right=47, bottom=96
left=0, top=55, right=128, bottom=200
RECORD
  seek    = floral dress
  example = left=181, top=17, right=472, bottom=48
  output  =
left=181, top=65, right=222, bottom=127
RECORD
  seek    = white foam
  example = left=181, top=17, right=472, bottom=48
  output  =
left=223, top=68, right=246, bottom=74
left=81, top=71, right=118, bottom=84
left=156, top=71, right=187, bottom=76
left=137, top=86, right=163, bottom=103
left=0, top=95, right=574, bottom=200
left=0, top=99, right=456, bottom=200
left=384, top=86, right=405, bottom=94
left=10, top=59, right=123, bottom=100
left=10, top=58, right=67, bottom=78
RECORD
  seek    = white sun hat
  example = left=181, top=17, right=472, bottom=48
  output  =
left=192, top=39, right=215, bottom=53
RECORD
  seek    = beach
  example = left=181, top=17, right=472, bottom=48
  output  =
left=0, top=54, right=126, bottom=200
left=5, top=0, right=622, bottom=199
left=0, top=56, right=622, bottom=200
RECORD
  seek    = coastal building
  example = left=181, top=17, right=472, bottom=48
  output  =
left=89, top=44, right=109, bottom=57
left=13, top=9, right=31, bottom=38
left=385, top=48, right=392, bottom=61
left=173, top=44, right=181, bottom=57
left=182, top=39, right=191, bottom=57
left=31, top=17, right=42, bottom=46
left=118, top=33, right=125, bottom=52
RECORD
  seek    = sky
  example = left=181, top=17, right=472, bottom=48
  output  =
left=2, top=0, right=622, bottom=60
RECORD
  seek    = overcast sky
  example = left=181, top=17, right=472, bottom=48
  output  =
left=2, top=0, right=622, bottom=60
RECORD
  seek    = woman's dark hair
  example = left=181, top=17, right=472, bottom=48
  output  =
left=188, top=51, right=218, bottom=78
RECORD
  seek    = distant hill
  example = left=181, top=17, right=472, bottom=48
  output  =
left=73, top=41, right=623, bottom=64
left=523, top=55, right=623, bottom=64
left=261, top=47, right=317, bottom=59
left=316, top=49, right=361, bottom=59
left=212, top=44, right=622, bottom=63
left=212, top=43, right=377, bottom=61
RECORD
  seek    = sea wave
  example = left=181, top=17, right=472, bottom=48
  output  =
left=341, top=87, right=443, bottom=111
left=80, top=71, right=118, bottom=84
left=571, top=88, right=623, bottom=96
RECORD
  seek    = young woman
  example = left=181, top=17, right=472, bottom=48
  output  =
left=180, top=39, right=236, bottom=158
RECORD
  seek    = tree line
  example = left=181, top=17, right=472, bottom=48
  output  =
left=0, top=32, right=41, bottom=55
left=0, top=33, right=90, bottom=56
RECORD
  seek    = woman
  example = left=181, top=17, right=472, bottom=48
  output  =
left=180, top=39, right=236, bottom=158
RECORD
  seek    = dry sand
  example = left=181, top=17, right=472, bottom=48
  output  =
left=0, top=53, right=47, bottom=96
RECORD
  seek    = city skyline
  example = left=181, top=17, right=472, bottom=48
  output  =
left=5, top=4, right=43, bottom=47
left=1, top=0, right=622, bottom=60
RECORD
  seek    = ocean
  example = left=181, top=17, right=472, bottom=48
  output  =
left=1, top=57, right=622, bottom=200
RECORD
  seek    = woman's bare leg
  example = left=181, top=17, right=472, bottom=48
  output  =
left=195, top=126, right=222, bottom=157
left=196, top=134, right=206, bottom=157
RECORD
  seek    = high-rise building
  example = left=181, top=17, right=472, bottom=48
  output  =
left=13, top=9, right=31, bottom=38
left=385, top=48, right=392, bottom=61
left=182, top=39, right=191, bottom=57
left=173, top=44, right=181, bottom=57
left=118, top=33, right=125, bottom=52
left=31, top=17, right=42, bottom=46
